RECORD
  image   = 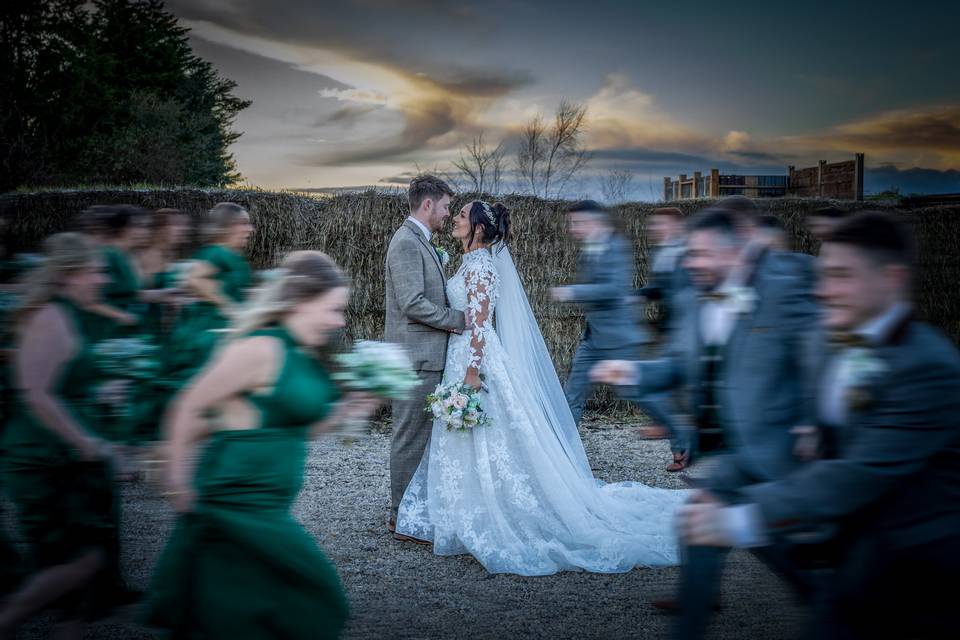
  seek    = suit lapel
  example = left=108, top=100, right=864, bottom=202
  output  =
left=724, top=248, right=769, bottom=369
left=404, top=220, right=444, bottom=277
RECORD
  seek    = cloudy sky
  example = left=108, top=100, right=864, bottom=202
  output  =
left=168, top=0, right=960, bottom=199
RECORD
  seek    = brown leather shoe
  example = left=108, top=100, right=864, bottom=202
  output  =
left=393, top=532, right=431, bottom=545
left=639, top=425, right=670, bottom=440
left=665, top=451, right=689, bottom=472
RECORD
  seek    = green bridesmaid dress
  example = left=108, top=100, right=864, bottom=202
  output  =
left=126, top=268, right=180, bottom=443
left=91, top=245, right=144, bottom=343
left=1, top=297, right=121, bottom=606
left=143, top=325, right=349, bottom=639
left=166, top=245, right=251, bottom=382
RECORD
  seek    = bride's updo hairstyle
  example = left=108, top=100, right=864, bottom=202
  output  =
left=466, top=201, right=512, bottom=250
left=233, top=250, right=349, bottom=337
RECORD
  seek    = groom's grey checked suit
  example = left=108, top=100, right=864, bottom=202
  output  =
left=563, top=233, right=688, bottom=453
left=385, top=219, right=465, bottom=518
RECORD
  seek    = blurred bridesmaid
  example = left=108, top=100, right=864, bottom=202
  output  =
left=0, top=233, right=134, bottom=637
left=166, top=202, right=253, bottom=382
left=127, top=209, right=192, bottom=442
left=86, top=205, right=150, bottom=335
left=144, top=251, right=379, bottom=639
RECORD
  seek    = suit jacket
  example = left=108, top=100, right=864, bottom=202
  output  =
left=638, top=242, right=692, bottom=334
left=743, top=316, right=960, bottom=550
left=635, top=250, right=819, bottom=482
left=384, top=220, right=465, bottom=372
left=567, top=234, right=647, bottom=349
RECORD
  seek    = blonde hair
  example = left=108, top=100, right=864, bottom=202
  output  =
left=203, top=202, right=249, bottom=243
left=16, top=232, right=99, bottom=327
left=233, top=251, right=349, bottom=336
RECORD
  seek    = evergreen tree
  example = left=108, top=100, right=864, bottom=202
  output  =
left=0, top=0, right=250, bottom=191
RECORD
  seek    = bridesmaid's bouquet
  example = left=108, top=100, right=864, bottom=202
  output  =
left=93, top=337, right=161, bottom=380
left=426, top=380, right=491, bottom=432
left=91, top=336, right=161, bottom=420
left=333, top=340, right=420, bottom=400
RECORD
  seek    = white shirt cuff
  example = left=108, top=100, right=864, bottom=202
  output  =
left=722, top=504, right=769, bottom=549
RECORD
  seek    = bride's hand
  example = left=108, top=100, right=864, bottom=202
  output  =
left=463, top=371, right=482, bottom=391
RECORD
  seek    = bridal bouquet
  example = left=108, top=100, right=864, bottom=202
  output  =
left=333, top=340, right=420, bottom=400
left=426, top=380, right=491, bottom=432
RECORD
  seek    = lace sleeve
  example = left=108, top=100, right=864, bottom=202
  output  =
left=464, top=260, right=498, bottom=384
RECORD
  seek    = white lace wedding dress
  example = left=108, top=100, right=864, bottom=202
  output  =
left=396, top=246, right=689, bottom=575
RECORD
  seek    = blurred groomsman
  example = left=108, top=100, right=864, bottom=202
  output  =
left=591, top=207, right=819, bottom=637
left=638, top=207, right=691, bottom=335
left=552, top=200, right=689, bottom=464
left=755, top=214, right=818, bottom=291
left=678, top=212, right=960, bottom=639
left=805, top=206, right=848, bottom=244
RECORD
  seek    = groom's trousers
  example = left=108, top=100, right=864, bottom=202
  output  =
left=565, top=341, right=690, bottom=453
left=390, top=369, right=443, bottom=519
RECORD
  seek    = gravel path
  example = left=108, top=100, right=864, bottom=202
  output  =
left=13, top=421, right=804, bottom=639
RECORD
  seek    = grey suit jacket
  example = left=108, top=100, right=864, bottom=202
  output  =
left=568, top=234, right=647, bottom=349
left=384, top=220, right=465, bottom=372
left=743, top=317, right=960, bottom=549
left=635, top=250, right=819, bottom=481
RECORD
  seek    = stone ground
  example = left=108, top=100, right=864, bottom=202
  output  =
left=12, top=419, right=805, bottom=639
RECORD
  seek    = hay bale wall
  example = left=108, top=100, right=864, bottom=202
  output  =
left=3, top=189, right=958, bottom=414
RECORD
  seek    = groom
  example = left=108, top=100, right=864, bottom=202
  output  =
left=384, top=174, right=467, bottom=540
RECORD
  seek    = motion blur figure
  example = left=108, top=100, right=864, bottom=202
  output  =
left=638, top=207, right=691, bottom=336
left=144, top=251, right=380, bottom=640
left=552, top=200, right=689, bottom=464
left=165, top=202, right=254, bottom=383
left=0, top=233, right=135, bottom=638
left=677, top=212, right=960, bottom=639
left=805, top=206, right=848, bottom=244
left=591, top=207, right=819, bottom=639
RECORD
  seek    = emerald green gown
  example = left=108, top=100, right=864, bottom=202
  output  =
left=166, top=245, right=251, bottom=383
left=126, top=268, right=180, bottom=442
left=143, top=325, right=349, bottom=639
left=0, top=297, right=121, bottom=606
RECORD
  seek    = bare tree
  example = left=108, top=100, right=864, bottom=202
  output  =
left=516, top=100, right=591, bottom=199
left=600, top=169, right=634, bottom=204
left=452, top=132, right=506, bottom=195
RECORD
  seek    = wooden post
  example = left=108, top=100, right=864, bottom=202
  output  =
left=787, top=165, right=795, bottom=196
left=710, top=169, right=720, bottom=197
left=818, top=160, right=827, bottom=198
left=854, top=153, right=864, bottom=201
left=664, top=177, right=671, bottom=202
left=693, top=171, right=702, bottom=198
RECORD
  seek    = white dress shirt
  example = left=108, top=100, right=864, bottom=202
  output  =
left=818, top=302, right=911, bottom=427
left=700, top=279, right=742, bottom=346
left=407, top=216, right=432, bottom=243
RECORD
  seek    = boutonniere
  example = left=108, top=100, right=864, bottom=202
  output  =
left=434, top=245, right=450, bottom=268
left=728, top=286, right=758, bottom=315
left=843, top=347, right=888, bottom=411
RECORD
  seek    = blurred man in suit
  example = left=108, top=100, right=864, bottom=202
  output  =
left=591, top=207, right=819, bottom=637
left=805, top=206, right=848, bottom=244
left=678, top=211, right=960, bottom=639
left=552, top=200, right=689, bottom=466
left=638, top=207, right=691, bottom=335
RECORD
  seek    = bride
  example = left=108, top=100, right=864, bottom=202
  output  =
left=396, top=200, right=690, bottom=575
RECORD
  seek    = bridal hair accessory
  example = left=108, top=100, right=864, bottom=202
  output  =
left=479, top=201, right=496, bottom=225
